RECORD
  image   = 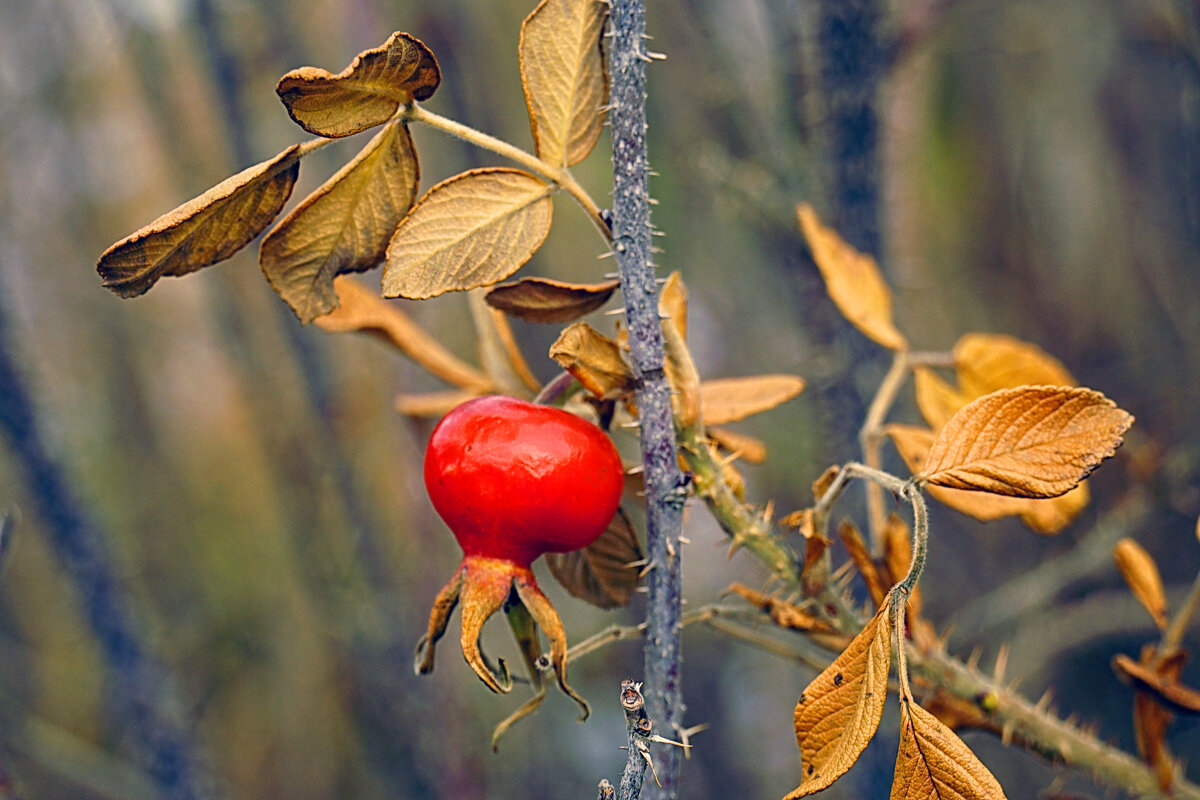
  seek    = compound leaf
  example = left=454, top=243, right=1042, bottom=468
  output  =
left=485, top=276, right=619, bottom=323
left=519, top=0, right=609, bottom=166
left=797, top=203, right=907, bottom=351
left=891, top=699, right=1007, bottom=799
left=261, top=121, right=419, bottom=323
left=383, top=169, right=553, bottom=299
left=786, top=600, right=892, bottom=797
left=98, top=145, right=302, bottom=297
left=276, top=32, right=440, bottom=138
left=918, top=386, right=1133, bottom=499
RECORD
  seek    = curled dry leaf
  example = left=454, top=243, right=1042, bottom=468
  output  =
left=787, top=601, right=892, bottom=797
left=708, top=426, right=768, bottom=464
left=276, top=32, right=441, bottom=138
left=545, top=508, right=642, bottom=609
left=1113, top=538, right=1168, bottom=630
left=727, top=584, right=832, bottom=633
left=1113, top=653, right=1200, bottom=715
left=315, top=277, right=494, bottom=392
left=888, top=424, right=1089, bottom=535
left=797, top=203, right=907, bottom=351
left=382, top=168, right=554, bottom=300
left=954, top=333, right=1074, bottom=400
left=484, top=276, right=620, bottom=323
left=261, top=121, right=420, bottom=323
left=549, top=321, right=636, bottom=400
left=891, top=699, right=1007, bottom=799
left=918, top=386, right=1133, bottom=499
left=519, top=0, right=609, bottom=167
left=98, top=146, right=301, bottom=297
left=700, top=375, right=806, bottom=426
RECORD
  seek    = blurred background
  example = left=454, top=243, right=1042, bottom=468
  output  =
left=2, top=0, right=1200, bottom=797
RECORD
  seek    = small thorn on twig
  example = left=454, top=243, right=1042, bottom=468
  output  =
left=605, top=307, right=627, bottom=316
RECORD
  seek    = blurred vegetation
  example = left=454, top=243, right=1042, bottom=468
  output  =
left=1, top=0, right=1199, bottom=797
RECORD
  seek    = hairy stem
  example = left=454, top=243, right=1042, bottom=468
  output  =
left=607, top=2, right=686, bottom=796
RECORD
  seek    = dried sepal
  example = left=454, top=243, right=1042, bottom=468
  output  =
left=459, top=560, right=519, bottom=694
left=414, top=564, right=466, bottom=675
left=513, top=570, right=590, bottom=721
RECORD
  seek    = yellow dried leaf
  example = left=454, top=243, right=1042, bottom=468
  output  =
left=484, top=277, right=619, bottom=323
left=549, top=321, right=635, bottom=399
left=797, top=203, right=907, bottom=351
left=276, top=32, right=441, bottom=138
left=954, top=333, right=1074, bottom=400
left=382, top=169, right=554, bottom=299
left=394, top=390, right=481, bottom=418
left=887, top=424, right=1090, bottom=534
left=98, top=146, right=301, bottom=297
left=787, top=601, right=892, bottom=797
left=918, top=386, right=1133, bottom=499
left=658, top=270, right=688, bottom=342
left=728, top=584, right=833, bottom=633
left=913, top=367, right=970, bottom=431
left=838, top=520, right=887, bottom=607
left=545, top=508, right=642, bottom=609
left=700, top=375, right=806, bottom=426
left=891, top=699, right=1007, bottom=799
left=315, top=277, right=493, bottom=392
left=261, top=122, right=419, bottom=323
left=708, top=426, right=768, bottom=464
left=519, top=0, right=608, bottom=167
left=1113, top=539, right=1168, bottom=630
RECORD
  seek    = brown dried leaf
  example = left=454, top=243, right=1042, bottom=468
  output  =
left=315, top=277, right=494, bottom=391
left=918, top=386, right=1133, bottom=499
left=1134, top=690, right=1175, bottom=792
left=382, top=169, right=554, bottom=299
left=700, top=375, right=806, bottom=426
left=728, top=584, right=832, bottom=633
left=887, top=424, right=1089, bottom=534
left=797, top=203, right=907, bottom=351
left=913, top=367, right=970, bottom=431
left=485, top=277, right=619, bottom=323
left=1113, top=538, right=1168, bottom=630
left=954, top=333, right=1075, bottom=400
left=891, top=699, right=1007, bottom=799
left=276, top=32, right=440, bottom=138
left=549, top=321, right=635, bottom=399
left=708, top=427, right=768, bottom=464
left=838, top=520, right=887, bottom=608
left=519, top=0, right=608, bottom=167
left=545, top=508, right=642, bottom=609
left=812, top=465, right=841, bottom=502
left=261, top=122, right=419, bottom=323
left=1113, top=654, right=1200, bottom=715
left=394, top=390, right=481, bottom=418
left=98, top=146, right=301, bottom=297
left=787, top=601, right=892, bottom=797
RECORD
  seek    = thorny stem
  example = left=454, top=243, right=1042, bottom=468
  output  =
left=617, top=681, right=652, bottom=800
left=405, top=104, right=611, bottom=241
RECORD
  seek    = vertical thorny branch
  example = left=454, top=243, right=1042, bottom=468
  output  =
left=608, top=1, right=686, bottom=797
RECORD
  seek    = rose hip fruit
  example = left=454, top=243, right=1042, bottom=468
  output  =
left=414, top=395, right=623, bottom=721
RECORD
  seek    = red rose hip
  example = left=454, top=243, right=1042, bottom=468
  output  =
left=415, top=395, right=624, bottom=725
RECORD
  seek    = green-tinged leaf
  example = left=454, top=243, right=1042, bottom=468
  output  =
left=786, top=601, right=892, bottom=797
left=485, top=276, right=619, bottom=323
left=276, top=32, right=440, bottom=138
left=382, top=169, right=554, bottom=299
left=519, top=0, right=609, bottom=166
left=918, top=386, right=1133, bottom=499
left=891, top=699, right=1007, bottom=799
left=261, top=122, right=420, bottom=323
left=97, top=146, right=301, bottom=297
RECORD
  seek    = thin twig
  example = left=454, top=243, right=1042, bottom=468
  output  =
left=617, top=681, right=652, bottom=800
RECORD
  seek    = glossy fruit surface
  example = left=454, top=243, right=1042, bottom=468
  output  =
left=423, top=394, right=624, bottom=566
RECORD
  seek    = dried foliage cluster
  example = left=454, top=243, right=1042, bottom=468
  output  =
left=92, top=1, right=1199, bottom=798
